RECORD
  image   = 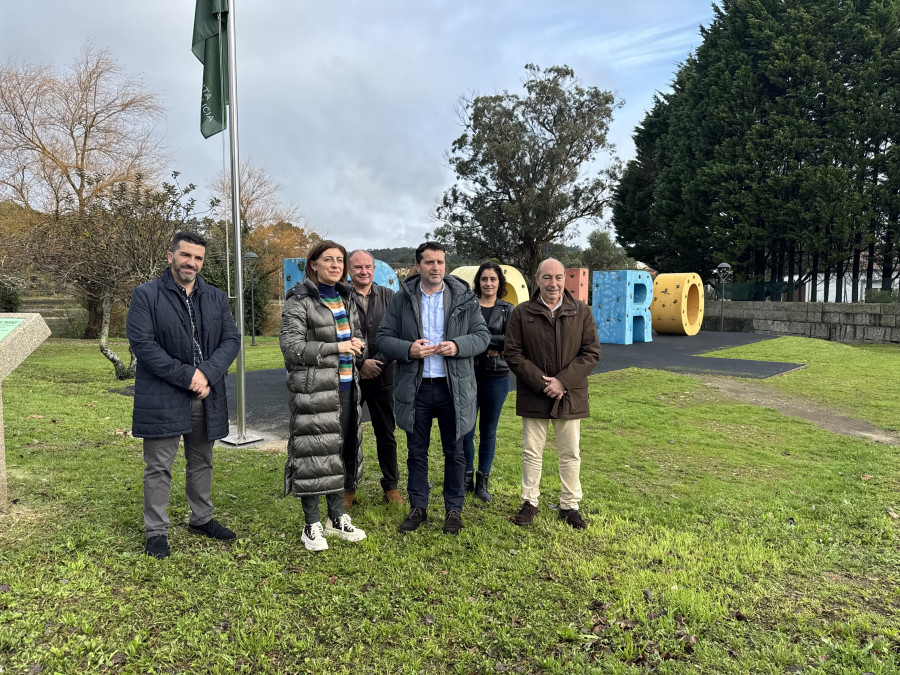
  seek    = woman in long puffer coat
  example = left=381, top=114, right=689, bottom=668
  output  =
left=280, top=240, right=367, bottom=552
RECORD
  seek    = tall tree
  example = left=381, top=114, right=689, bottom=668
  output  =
left=613, top=0, right=900, bottom=301
left=60, top=174, right=199, bottom=378
left=0, top=43, right=166, bottom=332
left=581, top=229, right=638, bottom=272
left=433, top=64, right=622, bottom=282
left=245, top=220, right=321, bottom=301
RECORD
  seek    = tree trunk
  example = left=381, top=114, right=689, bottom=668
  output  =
left=810, top=250, right=819, bottom=302
left=786, top=242, right=795, bottom=302
left=851, top=246, right=861, bottom=302
left=835, top=261, right=844, bottom=303
left=866, top=237, right=875, bottom=295
left=882, top=214, right=897, bottom=290
left=98, top=292, right=136, bottom=380
left=82, top=295, right=104, bottom=340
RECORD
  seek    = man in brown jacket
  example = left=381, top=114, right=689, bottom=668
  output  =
left=505, top=258, right=601, bottom=529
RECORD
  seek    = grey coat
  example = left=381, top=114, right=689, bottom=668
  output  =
left=280, top=278, right=364, bottom=497
left=376, top=274, right=490, bottom=439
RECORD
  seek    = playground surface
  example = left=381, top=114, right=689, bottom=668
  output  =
left=228, top=331, right=801, bottom=438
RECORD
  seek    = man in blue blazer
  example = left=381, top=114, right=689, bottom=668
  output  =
left=126, top=232, right=241, bottom=559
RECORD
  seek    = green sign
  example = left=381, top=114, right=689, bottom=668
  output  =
left=0, top=318, right=23, bottom=342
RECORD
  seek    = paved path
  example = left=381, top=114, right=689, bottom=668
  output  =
left=226, top=331, right=801, bottom=438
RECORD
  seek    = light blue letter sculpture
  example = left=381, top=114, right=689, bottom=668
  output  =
left=592, top=270, right=653, bottom=344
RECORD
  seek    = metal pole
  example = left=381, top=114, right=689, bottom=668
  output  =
left=227, top=0, right=247, bottom=440
left=719, top=279, right=724, bottom=332
left=249, top=273, right=256, bottom=346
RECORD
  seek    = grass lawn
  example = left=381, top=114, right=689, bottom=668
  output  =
left=1, top=338, right=899, bottom=673
left=705, top=337, right=900, bottom=431
left=226, top=336, right=284, bottom=374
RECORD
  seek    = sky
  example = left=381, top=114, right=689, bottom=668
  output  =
left=1, top=1, right=716, bottom=251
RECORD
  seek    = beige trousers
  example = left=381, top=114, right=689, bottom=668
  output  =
left=521, top=417, right=582, bottom=510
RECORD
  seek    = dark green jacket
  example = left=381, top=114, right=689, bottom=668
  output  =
left=376, top=274, right=490, bottom=438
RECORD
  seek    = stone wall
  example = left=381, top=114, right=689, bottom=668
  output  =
left=701, top=301, right=900, bottom=343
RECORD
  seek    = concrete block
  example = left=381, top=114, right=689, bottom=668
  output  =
left=880, top=313, right=897, bottom=328
left=822, top=312, right=841, bottom=324
left=809, top=324, right=830, bottom=340
left=863, top=327, right=887, bottom=342
left=787, top=321, right=808, bottom=335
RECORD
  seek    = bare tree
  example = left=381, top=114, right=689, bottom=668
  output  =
left=209, top=161, right=300, bottom=231
left=0, top=43, right=165, bottom=214
left=0, top=43, right=167, bottom=336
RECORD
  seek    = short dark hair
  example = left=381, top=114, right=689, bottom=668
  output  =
left=415, top=241, right=445, bottom=264
left=306, top=240, right=348, bottom=285
left=347, top=249, right=374, bottom=265
left=473, top=261, right=507, bottom=299
left=170, top=231, right=207, bottom=252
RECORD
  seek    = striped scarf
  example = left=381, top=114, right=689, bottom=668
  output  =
left=319, top=284, right=353, bottom=391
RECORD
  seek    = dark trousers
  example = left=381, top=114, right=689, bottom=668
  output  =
left=338, top=388, right=358, bottom=492
left=301, top=493, right=344, bottom=525
left=304, top=388, right=352, bottom=522
left=405, top=379, right=465, bottom=512
left=142, top=396, right=214, bottom=537
left=359, top=378, right=399, bottom=491
left=463, top=374, right=511, bottom=475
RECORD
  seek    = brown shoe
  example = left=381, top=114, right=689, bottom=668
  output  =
left=343, top=491, right=356, bottom=510
left=512, top=502, right=539, bottom=526
left=383, top=489, right=405, bottom=504
left=558, top=508, right=587, bottom=530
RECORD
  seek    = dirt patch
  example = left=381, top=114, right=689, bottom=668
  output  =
left=700, top=376, right=900, bottom=446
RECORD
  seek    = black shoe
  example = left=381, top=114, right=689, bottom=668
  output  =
left=465, top=471, right=474, bottom=492
left=398, top=507, right=428, bottom=533
left=558, top=508, right=587, bottom=530
left=513, top=502, right=539, bottom=526
left=188, top=518, right=236, bottom=540
left=443, top=510, right=463, bottom=535
left=145, top=535, right=170, bottom=559
left=474, top=471, right=492, bottom=502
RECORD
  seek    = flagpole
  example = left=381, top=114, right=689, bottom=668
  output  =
left=222, top=0, right=261, bottom=446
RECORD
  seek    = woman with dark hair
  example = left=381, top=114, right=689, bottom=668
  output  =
left=281, top=240, right=368, bottom=551
left=463, top=261, right=513, bottom=502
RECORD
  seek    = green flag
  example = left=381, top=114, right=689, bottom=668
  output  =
left=192, top=0, right=229, bottom=138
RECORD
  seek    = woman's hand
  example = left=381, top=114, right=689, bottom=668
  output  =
left=338, top=337, right=366, bottom=355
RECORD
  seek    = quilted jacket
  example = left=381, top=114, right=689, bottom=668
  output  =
left=280, top=278, right=364, bottom=497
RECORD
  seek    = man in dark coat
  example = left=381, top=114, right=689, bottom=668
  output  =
left=347, top=249, right=403, bottom=505
left=126, top=232, right=241, bottom=559
left=376, top=242, right=490, bottom=535
left=504, top=258, right=601, bottom=530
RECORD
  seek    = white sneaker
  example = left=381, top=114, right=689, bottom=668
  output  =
left=324, top=514, right=367, bottom=542
left=301, top=522, right=328, bottom=551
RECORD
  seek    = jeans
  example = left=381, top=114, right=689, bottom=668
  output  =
left=405, top=380, right=465, bottom=512
left=338, top=388, right=358, bottom=492
left=301, top=492, right=344, bottom=525
left=359, top=379, right=399, bottom=491
left=463, top=374, right=510, bottom=474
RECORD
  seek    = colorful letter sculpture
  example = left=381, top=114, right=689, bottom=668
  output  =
left=592, top=270, right=653, bottom=344
left=651, top=273, right=703, bottom=336
left=282, top=258, right=400, bottom=296
left=564, top=268, right=589, bottom=302
left=449, top=265, right=530, bottom=306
